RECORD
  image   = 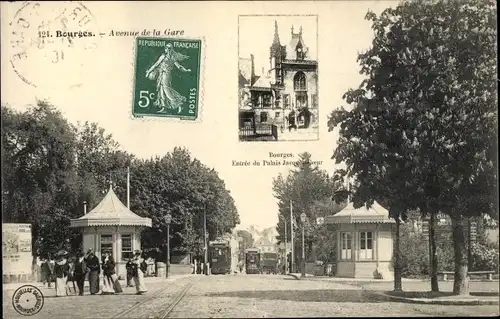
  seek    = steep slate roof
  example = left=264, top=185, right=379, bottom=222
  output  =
left=325, top=201, right=395, bottom=224
left=70, top=186, right=152, bottom=227
left=287, top=28, right=309, bottom=60
left=239, top=58, right=253, bottom=87
left=252, top=74, right=271, bottom=89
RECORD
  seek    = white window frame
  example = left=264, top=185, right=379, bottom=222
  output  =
left=121, top=234, right=134, bottom=260
left=359, top=231, right=373, bottom=260
left=100, top=234, right=113, bottom=257
left=340, top=232, right=352, bottom=260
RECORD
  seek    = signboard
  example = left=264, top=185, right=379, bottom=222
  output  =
left=3, top=223, right=33, bottom=275
left=316, top=217, right=325, bottom=225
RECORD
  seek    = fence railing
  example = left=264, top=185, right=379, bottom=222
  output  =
left=239, top=124, right=278, bottom=141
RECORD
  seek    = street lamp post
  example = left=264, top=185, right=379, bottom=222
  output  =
left=164, top=213, right=172, bottom=279
left=300, top=213, right=306, bottom=277
left=280, top=215, right=288, bottom=275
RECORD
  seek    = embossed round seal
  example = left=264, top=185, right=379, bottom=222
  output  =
left=8, top=2, right=101, bottom=89
left=12, top=285, right=44, bottom=316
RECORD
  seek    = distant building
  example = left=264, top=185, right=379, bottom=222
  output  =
left=239, top=21, right=318, bottom=132
left=254, top=236, right=277, bottom=253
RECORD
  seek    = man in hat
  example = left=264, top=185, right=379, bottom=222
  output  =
left=73, top=251, right=87, bottom=296
left=131, top=250, right=148, bottom=294
left=85, top=249, right=100, bottom=295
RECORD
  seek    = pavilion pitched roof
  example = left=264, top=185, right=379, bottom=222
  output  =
left=70, top=186, right=152, bottom=228
left=325, top=201, right=395, bottom=224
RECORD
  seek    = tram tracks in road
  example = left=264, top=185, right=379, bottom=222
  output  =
left=155, top=282, right=193, bottom=318
left=110, top=279, right=194, bottom=319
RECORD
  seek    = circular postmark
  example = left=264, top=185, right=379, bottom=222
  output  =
left=12, top=285, right=44, bottom=316
left=8, top=1, right=101, bottom=90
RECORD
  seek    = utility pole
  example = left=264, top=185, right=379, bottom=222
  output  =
left=127, top=166, right=130, bottom=209
left=204, top=205, right=209, bottom=275
left=290, top=200, right=294, bottom=273
left=284, top=217, right=288, bottom=274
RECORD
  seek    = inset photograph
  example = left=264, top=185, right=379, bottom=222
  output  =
left=238, top=15, right=319, bottom=142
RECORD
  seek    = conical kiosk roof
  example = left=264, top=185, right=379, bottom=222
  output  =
left=70, top=186, right=152, bottom=227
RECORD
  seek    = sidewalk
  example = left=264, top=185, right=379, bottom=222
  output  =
left=378, top=290, right=500, bottom=306
left=278, top=128, right=318, bottom=141
left=2, top=274, right=193, bottom=291
left=287, top=273, right=421, bottom=283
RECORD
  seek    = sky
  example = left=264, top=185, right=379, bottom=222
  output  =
left=1, top=1, right=395, bottom=231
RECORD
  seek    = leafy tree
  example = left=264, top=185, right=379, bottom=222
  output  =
left=237, top=230, right=254, bottom=260
left=273, top=153, right=338, bottom=268
left=328, top=0, right=497, bottom=295
left=130, top=147, right=240, bottom=259
left=1, top=102, right=83, bottom=258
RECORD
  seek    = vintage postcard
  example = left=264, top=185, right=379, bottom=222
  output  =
left=2, top=1, right=498, bottom=318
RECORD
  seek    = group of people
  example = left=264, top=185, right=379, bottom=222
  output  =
left=40, top=249, right=149, bottom=296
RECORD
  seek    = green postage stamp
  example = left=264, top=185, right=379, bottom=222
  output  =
left=132, top=37, right=202, bottom=120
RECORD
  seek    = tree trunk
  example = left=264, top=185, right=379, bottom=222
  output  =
left=452, top=215, right=469, bottom=295
left=429, top=213, right=439, bottom=292
left=394, top=217, right=402, bottom=291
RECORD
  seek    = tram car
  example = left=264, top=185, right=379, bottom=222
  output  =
left=245, top=247, right=261, bottom=274
left=261, top=252, right=278, bottom=274
left=208, top=239, right=232, bottom=275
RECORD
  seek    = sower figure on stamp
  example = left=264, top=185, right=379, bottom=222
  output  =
left=145, top=43, right=191, bottom=114
left=73, top=251, right=87, bottom=296
left=85, top=249, right=101, bottom=295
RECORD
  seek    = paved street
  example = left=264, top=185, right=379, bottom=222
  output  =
left=278, top=127, right=319, bottom=141
left=3, top=274, right=499, bottom=318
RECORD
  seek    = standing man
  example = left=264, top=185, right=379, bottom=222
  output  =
left=85, top=249, right=100, bottom=295
left=48, top=255, right=55, bottom=288
left=73, top=251, right=87, bottom=296
left=40, top=258, right=51, bottom=287
left=125, top=258, right=135, bottom=287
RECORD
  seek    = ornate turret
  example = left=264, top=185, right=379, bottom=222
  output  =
left=269, top=21, right=287, bottom=85
left=288, top=25, right=309, bottom=61
left=270, top=20, right=282, bottom=59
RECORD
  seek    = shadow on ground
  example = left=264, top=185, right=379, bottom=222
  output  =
left=205, top=289, right=395, bottom=303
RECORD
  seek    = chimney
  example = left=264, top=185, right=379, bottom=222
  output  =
left=83, top=201, right=87, bottom=215
left=262, top=66, right=264, bottom=76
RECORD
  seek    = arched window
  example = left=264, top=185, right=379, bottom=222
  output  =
left=293, top=72, right=307, bottom=91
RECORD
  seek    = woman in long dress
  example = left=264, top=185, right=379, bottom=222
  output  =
left=145, top=43, right=191, bottom=114
left=132, top=250, right=148, bottom=295
left=101, top=252, right=122, bottom=294
left=54, top=252, right=70, bottom=297
left=85, top=249, right=101, bottom=295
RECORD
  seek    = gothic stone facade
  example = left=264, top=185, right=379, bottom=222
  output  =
left=239, top=21, right=318, bottom=129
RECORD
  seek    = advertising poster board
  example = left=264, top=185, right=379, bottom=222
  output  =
left=2, top=223, right=33, bottom=275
